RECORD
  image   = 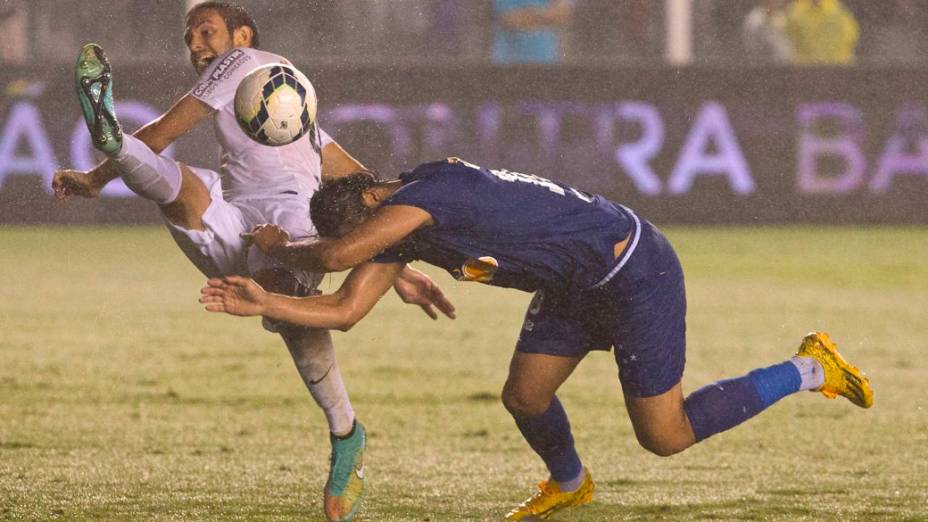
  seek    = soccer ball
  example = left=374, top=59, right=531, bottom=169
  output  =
left=234, top=63, right=317, bottom=147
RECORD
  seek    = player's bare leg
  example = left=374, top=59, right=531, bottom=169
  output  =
left=502, top=352, right=594, bottom=521
left=156, top=163, right=211, bottom=230
left=502, top=352, right=583, bottom=417
left=623, top=382, right=695, bottom=456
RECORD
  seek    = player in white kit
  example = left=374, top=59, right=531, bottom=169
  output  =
left=51, top=3, right=454, bottom=521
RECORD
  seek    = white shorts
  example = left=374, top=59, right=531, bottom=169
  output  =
left=165, top=166, right=324, bottom=291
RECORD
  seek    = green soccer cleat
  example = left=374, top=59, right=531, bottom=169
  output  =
left=324, top=420, right=366, bottom=521
left=75, top=43, right=122, bottom=155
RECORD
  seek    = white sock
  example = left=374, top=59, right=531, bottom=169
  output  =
left=281, top=328, right=356, bottom=436
left=790, top=356, right=825, bottom=391
left=113, top=134, right=182, bottom=204
left=555, top=468, right=586, bottom=493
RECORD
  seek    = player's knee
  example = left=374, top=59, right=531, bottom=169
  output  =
left=625, top=383, right=693, bottom=457
left=634, top=429, right=689, bottom=457
left=501, top=387, right=548, bottom=418
left=159, top=162, right=210, bottom=223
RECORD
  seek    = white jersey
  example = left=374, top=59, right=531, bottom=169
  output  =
left=190, top=47, right=333, bottom=200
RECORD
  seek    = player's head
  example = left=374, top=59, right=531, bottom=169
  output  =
left=184, top=2, right=260, bottom=74
left=310, top=172, right=381, bottom=238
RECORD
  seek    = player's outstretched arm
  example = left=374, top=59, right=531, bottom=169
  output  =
left=53, top=94, right=213, bottom=199
left=246, top=204, right=433, bottom=273
left=199, top=275, right=269, bottom=317
left=393, top=266, right=456, bottom=320
left=134, top=94, right=214, bottom=153
left=200, top=262, right=404, bottom=331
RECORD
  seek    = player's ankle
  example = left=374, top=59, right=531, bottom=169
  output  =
left=332, top=418, right=357, bottom=440
left=790, top=355, right=825, bottom=391
left=106, top=136, right=126, bottom=159
left=554, top=468, right=585, bottom=493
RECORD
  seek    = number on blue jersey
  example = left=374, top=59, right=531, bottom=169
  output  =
left=452, top=158, right=593, bottom=203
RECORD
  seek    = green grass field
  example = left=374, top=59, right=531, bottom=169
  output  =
left=1, top=226, right=926, bottom=521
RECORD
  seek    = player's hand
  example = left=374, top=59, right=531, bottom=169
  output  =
left=52, top=169, right=103, bottom=200
left=199, top=276, right=268, bottom=316
left=393, top=266, right=456, bottom=320
left=242, top=224, right=290, bottom=254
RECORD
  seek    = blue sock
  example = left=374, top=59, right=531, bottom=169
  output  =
left=512, top=396, right=582, bottom=483
left=683, top=361, right=801, bottom=442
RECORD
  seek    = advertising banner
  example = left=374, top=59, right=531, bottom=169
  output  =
left=1, top=65, right=925, bottom=224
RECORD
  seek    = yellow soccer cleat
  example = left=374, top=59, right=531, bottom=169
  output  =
left=505, top=469, right=594, bottom=521
left=796, top=332, right=874, bottom=408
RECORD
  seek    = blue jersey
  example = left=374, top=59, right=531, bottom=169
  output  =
left=374, top=158, right=637, bottom=292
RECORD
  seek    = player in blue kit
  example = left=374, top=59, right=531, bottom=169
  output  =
left=198, top=157, right=874, bottom=520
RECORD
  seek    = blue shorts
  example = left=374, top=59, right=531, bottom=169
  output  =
left=515, top=219, right=687, bottom=398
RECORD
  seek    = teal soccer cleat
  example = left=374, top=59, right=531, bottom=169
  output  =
left=75, top=43, right=122, bottom=155
left=324, top=420, right=366, bottom=521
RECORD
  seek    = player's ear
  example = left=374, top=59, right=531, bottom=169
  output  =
left=361, top=189, right=380, bottom=207
left=233, top=25, right=254, bottom=48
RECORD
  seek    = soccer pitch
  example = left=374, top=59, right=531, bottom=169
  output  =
left=1, top=226, right=926, bottom=521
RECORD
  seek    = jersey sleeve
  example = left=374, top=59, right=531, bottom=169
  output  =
left=319, top=127, right=334, bottom=149
left=190, top=48, right=260, bottom=110
left=380, top=168, right=474, bottom=228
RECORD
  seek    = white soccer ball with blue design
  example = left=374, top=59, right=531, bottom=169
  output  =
left=234, top=63, right=317, bottom=147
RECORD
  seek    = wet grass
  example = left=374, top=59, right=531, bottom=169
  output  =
left=1, top=225, right=926, bottom=520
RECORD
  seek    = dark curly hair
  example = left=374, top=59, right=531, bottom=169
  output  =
left=185, top=2, right=260, bottom=49
left=310, top=172, right=379, bottom=238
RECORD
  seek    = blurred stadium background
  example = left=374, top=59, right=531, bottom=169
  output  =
left=1, top=0, right=927, bottom=224
left=2, top=1, right=927, bottom=520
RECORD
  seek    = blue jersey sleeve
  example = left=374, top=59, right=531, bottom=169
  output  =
left=372, top=160, right=479, bottom=263
left=379, top=163, right=477, bottom=228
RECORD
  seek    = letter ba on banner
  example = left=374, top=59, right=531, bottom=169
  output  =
left=798, top=102, right=928, bottom=194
